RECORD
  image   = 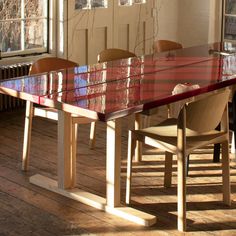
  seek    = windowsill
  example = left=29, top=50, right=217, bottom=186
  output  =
left=0, top=53, right=55, bottom=66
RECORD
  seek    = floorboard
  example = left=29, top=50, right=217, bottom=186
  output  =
left=0, top=109, right=236, bottom=235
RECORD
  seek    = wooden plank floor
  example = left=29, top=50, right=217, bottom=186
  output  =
left=1, top=109, right=236, bottom=235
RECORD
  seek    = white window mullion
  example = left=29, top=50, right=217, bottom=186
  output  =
left=58, top=0, right=65, bottom=55
left=88, top=0, right=91, bottom=9
left=21, top=0, right=25, bottom=51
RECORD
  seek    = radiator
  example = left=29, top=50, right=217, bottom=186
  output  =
left=0, top=62, right=32, bottom=111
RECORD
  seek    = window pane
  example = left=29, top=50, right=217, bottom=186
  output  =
left=75, top=0, right=107, bottom=9
left=226, top=0, right=236, bottom=15
left=25, top=0, right=45, bottom=18
left=225, top=16, right=236, bottom=40
left=91, top=0, right=107, bottom=8
left=119, top=0, right=145, bottom=6
left=119, top=0, right=132, bottom=6
left=25, top=19, right=47, bottom=49
left=0, top=0, right=48, bottom=56
left=133, top=0, right=145, bottom=3
left=0, top=0, right=21, bottom=20
left=75, top=0, right=88, bottom=9
left=0, top=21, right=21, bottom=52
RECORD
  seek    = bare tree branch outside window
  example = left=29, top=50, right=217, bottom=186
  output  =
left=0, top=0, right=48, bottom=55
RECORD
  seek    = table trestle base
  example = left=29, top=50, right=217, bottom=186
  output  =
left=30, top=174, right=156, bottom=227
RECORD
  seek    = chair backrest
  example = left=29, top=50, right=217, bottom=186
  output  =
left=185, top=89, right=230, bottom=133
left=97, top=48, right=136, bottom=63
left=153, top=40, right=183, bottom=53
left=29, top=57, right=78, bottom=75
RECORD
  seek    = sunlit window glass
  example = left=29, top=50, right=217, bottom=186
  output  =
left=0, top=0, right=48, bottom=57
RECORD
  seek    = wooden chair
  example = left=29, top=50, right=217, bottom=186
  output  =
left=22, top=57, right=96, bottom=171
left=147, top=40, right=183, bottom=123
left=140, top=40, right=183, bottom=159
left=153, top=40, right=183, bottom=53
left=144, top=39, right=183, bottom=162
left=214, top=92, right=236, bottom=163
left=85, top=48, right=136, bottom=144
left=97, top=48, right=136, bottom=63
left=126, top=89, right=231, bottom=231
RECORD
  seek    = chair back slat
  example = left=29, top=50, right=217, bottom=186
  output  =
left=186, top=89, right=230, bottom=132
left=29, top=57, right=78, bottom=75
left=97, top=48, right=136, bottom=63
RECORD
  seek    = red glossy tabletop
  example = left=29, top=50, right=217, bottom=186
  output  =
left=40, top=56, right=236, bottom=121
left=0, top=43, right=221, bottom=97
left=1, top=42, right=236, bottom=121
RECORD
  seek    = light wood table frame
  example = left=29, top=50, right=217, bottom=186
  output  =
left=29, top=109, right=157, bottom=226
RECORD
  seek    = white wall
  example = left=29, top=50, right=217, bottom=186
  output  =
left=65, top=0, right=223, bottom=61
left=154, top=0, right=222, bottom=47
left=208, top=0, right=222, bottom=44
left=154, top=0, right=180, bottom=42
left=178, top=0, right=211, bottom=46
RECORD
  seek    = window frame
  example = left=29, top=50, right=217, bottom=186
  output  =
left=0, top=0, right=57, bottom=63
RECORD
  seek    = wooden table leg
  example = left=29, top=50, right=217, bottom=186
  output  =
left=22, top=100, right=33, bottom=171
left=30, top=115, right=156, bottom=226
left=57, top=110, right=76, bottom=189
left=106, top=119, right=121, bottom=207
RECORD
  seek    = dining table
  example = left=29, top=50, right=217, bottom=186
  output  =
left=0, top=42, right=236, bottom=231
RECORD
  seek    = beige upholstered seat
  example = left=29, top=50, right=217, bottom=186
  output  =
left=153, top=39, right=183, bottom=53
left=126, top=89, right=231, bottom=231
left=22, top=57, right=96, bottom=171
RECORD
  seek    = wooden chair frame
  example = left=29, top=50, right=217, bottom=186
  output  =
left=126, top=89, right=231, bottom=231
left=22, top=57, right=96, bottom=171
left=97, top=48, right=136, bottom=63
left=153, top=40, right=183, bottom=53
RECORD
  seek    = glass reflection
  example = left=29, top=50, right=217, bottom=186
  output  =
left=222, top=55, right=236, bottom=80
left=225, top=16, right=236, bottom=40
left=0, top=74, right=48, bottom=96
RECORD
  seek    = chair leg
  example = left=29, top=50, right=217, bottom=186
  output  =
left=134, top=114, right=142, bottom=162
left=213, top=124, right=221, bottom=163
left=232, top=92, right=236, bottom=158
left=22, top=101, right=33, bottom=171
left=177, top=107, right=187, bottom=232
left=177, top=152, right=187, bottom=232
left=221, top=140, right=231, bottom=206
left=186, top=155, right=190, bottom=176
left=89, top=121, right=96, bottom=149
left=213, top=143, right=221, bottom=162
left=164, top=151, right=173, bottom=187
left=126, top=130, right=135, bottom=205
left=71, top=122, right=78, bottom=187
left=231, top=132, right=235, bottom=154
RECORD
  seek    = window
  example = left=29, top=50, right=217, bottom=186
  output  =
left=223, top=0, right=236, bottom=40
left=0, top=0, right=49, bottom=58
